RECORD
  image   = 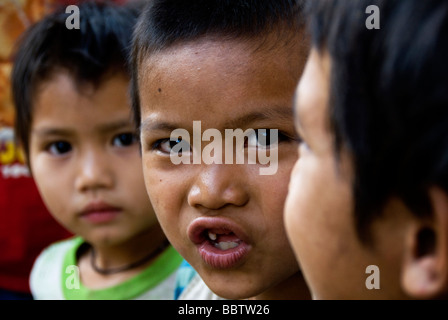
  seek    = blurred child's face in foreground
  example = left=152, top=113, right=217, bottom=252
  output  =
left=29, top=72, right=158, bottom=247
left=139, top=35, right=306, bottom=299
left=284, top=49, right=418, bottom=299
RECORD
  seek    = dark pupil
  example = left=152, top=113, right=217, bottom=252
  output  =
left=56, top=141, right=71, bottom=153
left=118, top=133, right=134, bottom=146
left=170, top=138, right=188, bottom=149
left=170, top=138, right=181, bottom=149
left=257, top=130, right=272, bottom=146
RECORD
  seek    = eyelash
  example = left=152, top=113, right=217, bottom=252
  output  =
left=151, top=137, right=192, bottom=154
left=112, top=132, right=138, bottom=147
left=46, top=141, right=72, bottom=156
left=150, top=130, right=296, bottom=154
left=245, top=130, right=295, bottom=149
left=43, top=132, right=137, bottom=156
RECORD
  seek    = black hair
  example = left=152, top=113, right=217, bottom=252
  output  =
left=306, top=0, right=448, bottom=244
left=11, top=0, right=143, bottom=160
left=130, top=0, right=306, bottom=132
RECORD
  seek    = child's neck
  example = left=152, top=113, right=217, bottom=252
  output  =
left=92, top=227, right=166, bottom=268
left=250, top=272, right=311, bottom=300
left=78, top=225, right=168, bottom=289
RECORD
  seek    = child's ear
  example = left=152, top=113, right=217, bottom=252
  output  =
left=401, top=187, right=448, bottom=299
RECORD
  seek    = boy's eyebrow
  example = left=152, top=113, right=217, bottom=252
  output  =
left=140, top=120, right=183, bottom=133
left=140, top=106, right=294, bottom=134
left=32, top=120, right=133, bottom=136
left=223, top=106, right=294, bottom=129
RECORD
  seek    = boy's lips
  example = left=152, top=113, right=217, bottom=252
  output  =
left=79, top=201, right=122, bottom=224
left=187, top=217, right=251, bottom=269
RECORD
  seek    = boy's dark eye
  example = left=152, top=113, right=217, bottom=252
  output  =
left=113, top=133, right=136, bottom=147
left=47, top=141, right=72, bottom=155
left=245, top=129, right=291, bottom=149
left=153, top=137, right=191, bottom=154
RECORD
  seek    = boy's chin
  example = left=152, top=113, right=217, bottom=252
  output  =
left=198, top=267, right=266, bottom=300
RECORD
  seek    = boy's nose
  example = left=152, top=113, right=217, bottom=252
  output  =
left=75, top=149, right=114, bottom=192
left=187, top=164, right=249, bottom=210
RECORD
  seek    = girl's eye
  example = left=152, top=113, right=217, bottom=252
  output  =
left=112, top=133, right=137, bottom=147
left=246, top=129, right=291, bottom=149
left=153, top=137, right=191, bottom=154
left=47, top=141, right=72, bottom=155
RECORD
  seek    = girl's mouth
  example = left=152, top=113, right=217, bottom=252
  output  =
left=79, top=201, right=122, bottom=224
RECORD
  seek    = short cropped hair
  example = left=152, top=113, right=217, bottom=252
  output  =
left=306, top=0, right=448, bottom=244
left=12, top=0, right=142, bottom=160
left=130, top=0, right=306, bottom=131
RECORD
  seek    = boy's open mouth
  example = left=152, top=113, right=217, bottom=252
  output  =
left=205, top=229, right=241, bottom=250
left=188, top=218, right=251, bottom=269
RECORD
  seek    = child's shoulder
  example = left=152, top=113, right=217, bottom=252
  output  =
left=29, top=236, right=82, bottom=299
left=35, top=236, right=82, bottom=263
left=45, top=235, right=81, bottom=250
left=35, top=235, right=80, bottom=260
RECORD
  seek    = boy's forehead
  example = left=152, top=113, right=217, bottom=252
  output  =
left=139, top=42, right=300, bottom=123
left=136, top=32, right=307, bottom=132
left=138, top=31, right=306, bottom=84
left=139, top=39, right=260, bottom=84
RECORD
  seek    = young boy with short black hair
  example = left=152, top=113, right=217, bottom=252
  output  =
left=131, top=0, right=311, bottom=300
left=285, top=0, right=448, bottom=299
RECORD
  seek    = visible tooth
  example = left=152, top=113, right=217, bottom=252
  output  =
left=208, top=232, right=217, bottom=241
left=214, top=241, right=239, bottom=250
